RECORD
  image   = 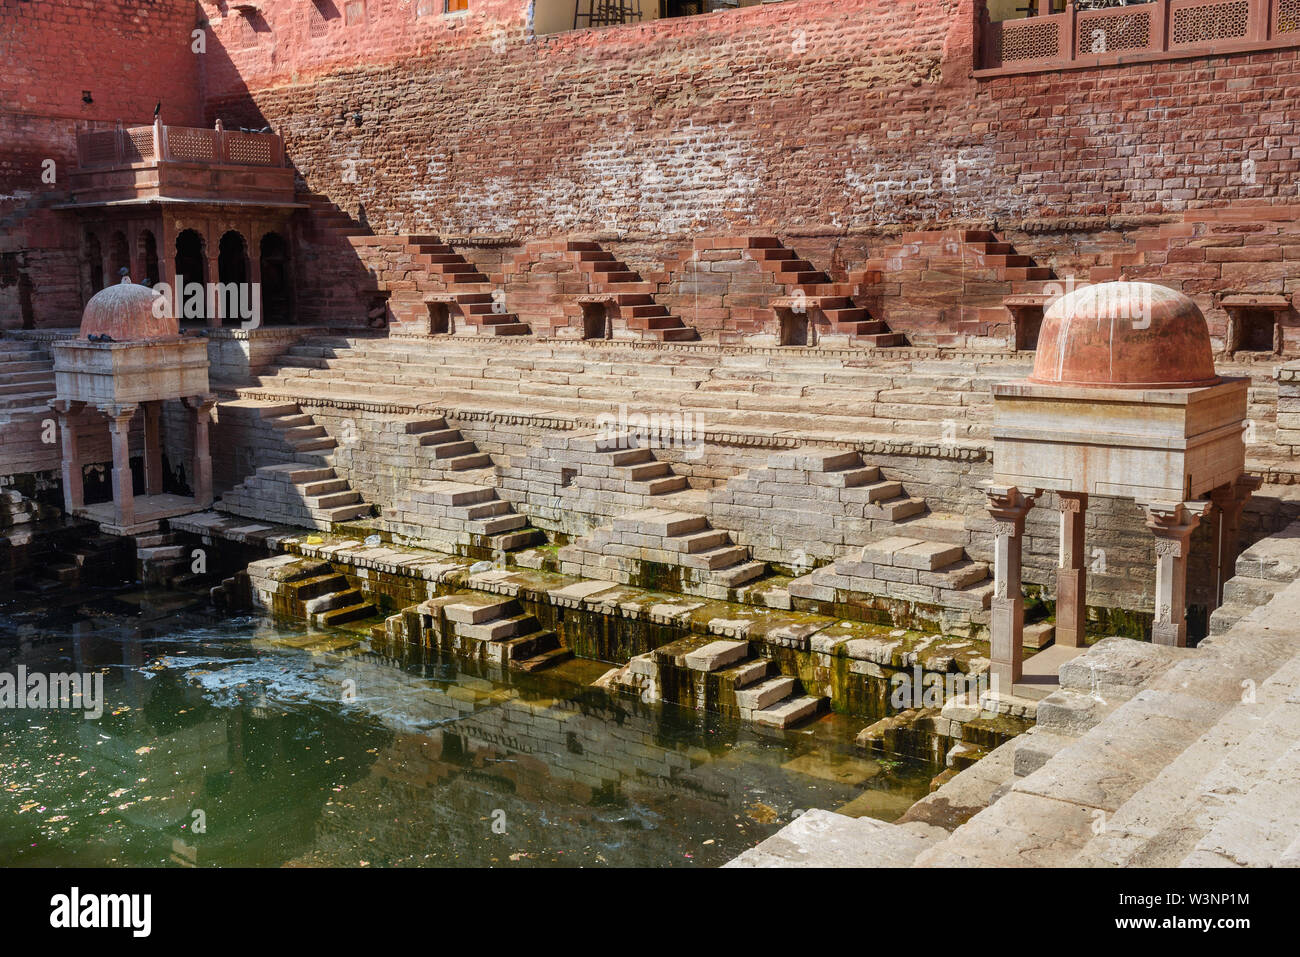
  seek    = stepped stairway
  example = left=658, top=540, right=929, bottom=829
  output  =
left=860, top=230, right=1056, bottom=347
left=353, top=235, right=531, bottom=336
left=1207, top=526, right=1299, bottom=636
left=559, top=506, right=766, bottom=602
left=377, top=417, right=544, bottom=556
left=247, top=554, right=378, bottom=628
left=419, top=591, right=572, bottom=672
left=16, top=525, right=131, bottom=594
left=135, top=531, right=206, bottom=589
left=561, top=241, right=697, bottom=341
left=611, top=636, right=825, bottom=729
left=744, top=237, right=903, bottom=347
left=0, top=339, right=55, bottom=413
left=247, top=334, right=1018, bottom=449
left=220, top=463, right=373, bottom=530
left=217, top=402, right=375, bottom=530
left=918, top=579, right=1300, bottom=868
left=295, top=191, right=374, bottom=324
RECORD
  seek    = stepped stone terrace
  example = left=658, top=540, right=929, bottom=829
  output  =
left=5, top=0, right=1300, bottom=876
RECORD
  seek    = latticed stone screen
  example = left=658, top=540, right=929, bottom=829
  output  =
left=1001, top=19, right=1060, bottom=62
left=79, top=131, right=119, bottom=166
left=1076, top=10, right=1152, bottom=56
left=124, top=127, right=155, bottom=163
left=1277, top=0, right=1300, bottom=33
left=167, top=127, right=216, bottom=162
left=1170, top=0, right=1250, bottom=45
left=224, top=132, right=274, bottom=165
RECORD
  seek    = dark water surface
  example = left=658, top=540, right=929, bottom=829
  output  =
left=0, top=584, right=931, bottom=867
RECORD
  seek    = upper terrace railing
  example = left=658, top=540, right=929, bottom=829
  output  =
left=75, top=120, right=285, bottom=170
left=978, top=0, right=1300, bottom=74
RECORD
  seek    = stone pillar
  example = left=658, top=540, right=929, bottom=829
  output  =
left=104, top=404, right=138, bottom=529
left=206, top=255, right=221, bottom=328
left=185, top=394, right=216, bottom=507
left=51, top=400, right=85, bottom=512
left=1143, top=500, right=1211, bottom=647
left=1209, top=475, right=1262, bottom=609
left=142, top=401, right=165, bottom=496
left=1055, top=491, right=1088, bottom=648
left=986, top=484, right=1036, bottom=691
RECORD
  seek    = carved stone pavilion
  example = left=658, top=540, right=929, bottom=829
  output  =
left=988, top=281, right=1258, bottom=689
left=50, top=282, right=215, bottom=535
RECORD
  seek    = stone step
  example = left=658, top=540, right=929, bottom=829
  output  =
left=636, top=475, right=689, bottom=495
left=300, top=478, right=349, bottom=496
left=305, top=490, right=361, bottom=509
left=1180, top=739, right=1300, bottom=867
left=680, top=544, right=749, bottom=571
left=713, top=560, right=767, bottom=588
left=671, top=529, right=731, bottom=554
left=403, top=417, right=449, bottom=434
left=683, top=640, right=750, bottom=672
left=753, top=694, right=824, bottom=729
left=292, top=437, right=338, bottom=452
left=317, top=503, right=371, bottom=523
left=445, top=453, right=494, bottom=470
left=306, top=587, right=365, bottom=614
left=622, top=461, right=672, bottom=482
left=615, top=510, right=707, bottom=537
left=443, top=598, right=516, bottom=624
left=736, top=676, right=798, bottom=712
left=513, top=645, right=574, bottom=673
left=1069, top=644, right=1300, bottom=867
left=280, top=465, right=336, bottom=485
left=725, top=808, right=942, bottom=868
left=416, top=481, right=496, bottom=506
left=416, top=429, right=464, bottom=446
left=467, top=513, right=528, bottom=535
left=456, top=613, right=534, bottom=642
left=428, top=439, right=478, bottom=459
left=315, top=602, right=375, bottom=626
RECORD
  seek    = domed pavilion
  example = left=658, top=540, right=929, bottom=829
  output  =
left=987, top=282, right=1258, bottom=688
left=50, top=280, right=215, bottom=534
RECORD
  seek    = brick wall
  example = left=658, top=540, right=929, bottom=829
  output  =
left=202, top=1, right=1300, bottom=235
left=0, top=0, right=202, bottom=328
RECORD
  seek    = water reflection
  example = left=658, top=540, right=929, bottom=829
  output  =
left=0, top=586, right=930, bottom=867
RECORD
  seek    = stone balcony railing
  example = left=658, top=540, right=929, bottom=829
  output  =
left=68, top=120, right=295, bottom=207
left=977, top=0, right=1300, bottom=75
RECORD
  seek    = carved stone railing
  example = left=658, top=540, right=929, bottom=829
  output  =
left=75, top=120, right=284, bottom=170
left=978, top=0, right=1300, bottom=75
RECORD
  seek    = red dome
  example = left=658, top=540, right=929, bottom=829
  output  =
left=1030, top=282, right=1219, bottom=389
left=80, top=282, right=178, bottom=341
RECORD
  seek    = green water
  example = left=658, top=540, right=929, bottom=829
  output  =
left=0, top=584, right=932, bottom=868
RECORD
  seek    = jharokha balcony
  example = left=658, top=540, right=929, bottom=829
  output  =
left=67, top=119, right=295, bottom=207
left=979, top=0, right=1300, bottom=75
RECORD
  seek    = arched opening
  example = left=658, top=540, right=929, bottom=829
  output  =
left=138, top=230, right=161, bottom=286
left=174, top=229, right=207, bottom=323
left=581, top=301, right=611, bottom=340
left=85, top=232, right=104, bottom=296
left=217, top=231, right=250, bottom=327
left=259, top=232, right=293, bottom=326
left=217, top=231, right=248, bottom=285
left=107, top=231, right=130, bottom=284
left=778, top=308, right=809, bottom=347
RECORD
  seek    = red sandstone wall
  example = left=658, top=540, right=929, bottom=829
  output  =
left=201, top=0, right=1300, bottom=237
left=0, top=0, right=202, bottom=328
